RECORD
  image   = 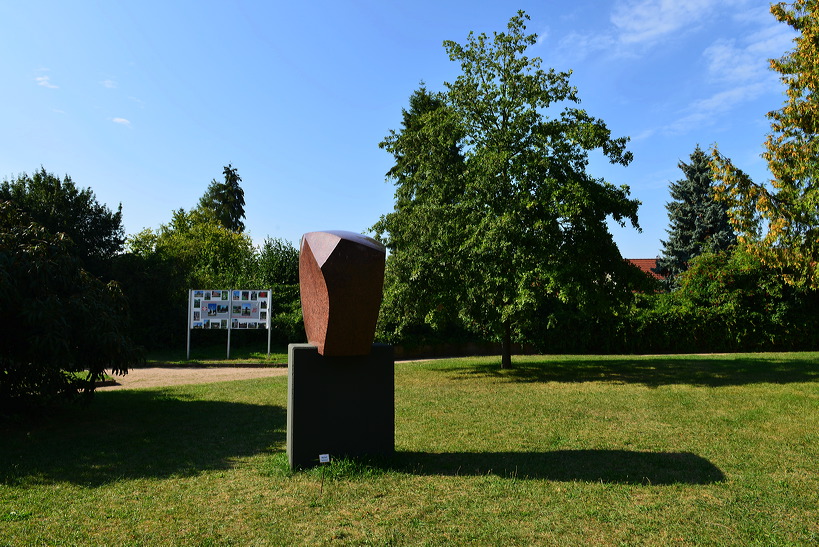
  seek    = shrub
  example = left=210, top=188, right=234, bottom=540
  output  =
left=0, top=202, right=141, bottom=414
left=624, top=249, right=819, bottom=353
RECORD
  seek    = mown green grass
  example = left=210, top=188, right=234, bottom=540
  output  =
left=145, top=344, right=288, bottom=366
left=2, top=353, right=817, bottom=545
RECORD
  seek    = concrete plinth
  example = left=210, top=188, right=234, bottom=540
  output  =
left=287, top=343, right=394, bottom=469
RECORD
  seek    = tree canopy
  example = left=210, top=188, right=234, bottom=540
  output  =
left=655, top=145, right=735, bottom=284
left=256, top=237, right=300, bottom=286
left=129, top=207, right=256, bottom=290
left=374, top=11, right=641, bottom=368
left=118, top=209, right=305, bottom=348
left=711, top=1, right=819, bottom=288
left=197, top=164, right=246, bottom=233
left=0, top=168, right=124, bottom=278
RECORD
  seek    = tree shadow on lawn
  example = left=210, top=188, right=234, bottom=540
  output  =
left=0, top=389, right=286, bottom=488
left=446, top=355, right=819, bottom=387
left=389, top=449, right=725, bottom=485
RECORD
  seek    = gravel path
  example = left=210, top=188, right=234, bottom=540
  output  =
left=96, top=358, right=433, bottom=391
left=96, top=366, right=288, bottom=391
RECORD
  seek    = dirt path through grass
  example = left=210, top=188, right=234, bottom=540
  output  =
left=97, top=358, right=436, bottom=391
left=97, top=366, right=288, bottom=390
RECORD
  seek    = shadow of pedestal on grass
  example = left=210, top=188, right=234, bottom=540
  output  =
left=390, top=450, right=725, bottom=485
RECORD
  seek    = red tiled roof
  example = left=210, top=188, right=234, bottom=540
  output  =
left=626, top=258, right=665, bottom=280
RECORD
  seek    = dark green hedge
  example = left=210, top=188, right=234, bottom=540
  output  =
left=379, top=249, right=819, bottom=355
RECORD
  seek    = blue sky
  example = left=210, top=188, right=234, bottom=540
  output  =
left=1, top=0, right=795, bottom=258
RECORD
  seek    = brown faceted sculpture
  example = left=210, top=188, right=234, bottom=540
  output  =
left=299, top=230, right=386, bottom=356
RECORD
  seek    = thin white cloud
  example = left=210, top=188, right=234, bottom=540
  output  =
left=560, top=0, right=770, bottom=58
left=561, top=0, right=754, bottom=59
left=631, top=128, right=656, bottom=141
left=694, top=83, right=768, bottom=112
left=112, top=117, right=132, bottom=127
left=704, top=39, right=766, bottom=84
left=664, top=82, right=769, bottom=135
left=656, top=2, right=792, bottom=136
left=36, top=75, right=58, bottom=89
left=537, top=26, right=550, bottom=45
left=611, top=0, right=716, bottom=45
left=102, top=79, right=118, bottom=89
left=732, top=4, right=776, bottom=26
left=558, top=31, right=617, bottom=59
left=704, top=23, right=795, bottom=85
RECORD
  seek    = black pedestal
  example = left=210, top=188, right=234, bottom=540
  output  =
left=287, top=343, right=394, bottom=469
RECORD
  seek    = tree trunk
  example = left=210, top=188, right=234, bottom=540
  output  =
left=500, top=320, right=513, bottom=369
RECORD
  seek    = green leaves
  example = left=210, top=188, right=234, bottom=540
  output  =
left=197, top=164, right=246, bottom=233
left=712, top=2, right=819, bottom=289
left=0, top=168, right=124, bottom=279
left=132, top=207, right=257, bottom=290
left=0, top=202, right=142, bottom=412
left=657, top=146, right=736, bottom=286
left=117, top=207, right=304, bottom=349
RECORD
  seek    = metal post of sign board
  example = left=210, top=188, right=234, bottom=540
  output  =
left=227, top=306, right=232, bottom=360
left=186, top=290, right=192, bottom=360
left=267, top=287, right=272, bottom=358
left=222, top=289, right=230, bottom=359
left=226, top=327, right=231, bottom=359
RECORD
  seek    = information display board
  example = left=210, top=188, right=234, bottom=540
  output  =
left=187, top=288, right=272, bottom=358
left=189, top=289, right=270, bottom=330
left=190, top=289, right=230, bottom=329
left=229, top=289, right=270, bottom=330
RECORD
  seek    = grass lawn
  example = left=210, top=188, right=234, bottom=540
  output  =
left=1, top=353, right=817, bottom=545
left=145, top=344, right=288, bottom=366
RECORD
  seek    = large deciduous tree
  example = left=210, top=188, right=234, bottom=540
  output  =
left=197, top=164, right=246, bottom=233
left=655, top=146, right=735, bottom=284
left=0, top=168, right=124, bottom=279
left=375, top=86, right=469, bottom=343
left=374, top=12, right=641, bottom=368
left=711, top=1, right=819, bottom=288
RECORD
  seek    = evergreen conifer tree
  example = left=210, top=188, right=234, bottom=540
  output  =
left=197, top=164, right=246, bottom=232
left=655, top=146, right=735, bottom=284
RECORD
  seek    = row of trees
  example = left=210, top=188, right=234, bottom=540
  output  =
left=4, top=3, right=818, bottom=411
left=1, top=165, right=302, bottom=413
left=643, top=0, right=819, bottom=351
left=114, top=164, right=302, bottom=349
left=374, top=5, right=819, bottom=360
left=655, top=1, right=819, bottom=292
left=120, top=215, right=301, bottom=349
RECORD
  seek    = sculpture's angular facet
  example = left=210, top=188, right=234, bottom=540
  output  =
left=299, top=230, right=386, bottom=356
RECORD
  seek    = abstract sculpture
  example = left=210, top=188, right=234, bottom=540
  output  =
left=288, top=229, right=393, bottom=469
left=299, top=230, right=386, bottom=356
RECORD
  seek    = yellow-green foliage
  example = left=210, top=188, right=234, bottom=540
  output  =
left=712, top=1, right=819, bottom=288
